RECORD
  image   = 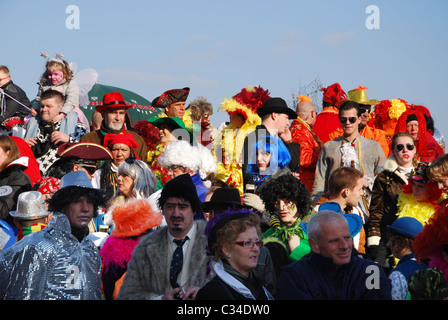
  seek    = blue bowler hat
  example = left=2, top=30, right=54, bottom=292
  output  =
left=387, top=217, right=423, bottom=239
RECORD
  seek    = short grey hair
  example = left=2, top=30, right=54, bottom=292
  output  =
left=307, top=210, right=348, bottom=242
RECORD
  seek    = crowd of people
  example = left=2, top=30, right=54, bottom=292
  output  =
left=0, top=56, right=448, bottom=301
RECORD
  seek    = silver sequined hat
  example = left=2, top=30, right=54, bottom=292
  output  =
left=9, top=191, right=49, bottom=220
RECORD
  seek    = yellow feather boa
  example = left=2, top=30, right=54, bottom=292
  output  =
left=396, top=192, right=444, bottom=225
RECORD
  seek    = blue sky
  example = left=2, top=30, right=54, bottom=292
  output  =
left=2, top=0, right=448, bottom=140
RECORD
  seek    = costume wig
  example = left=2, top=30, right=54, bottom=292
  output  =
left=258, top=174, right=311, bottom=219
left=246, top=135, right=291, bottom=175
left=48, top=186, right=109, bottom=217
left=117, top=159, right=156, bottom=199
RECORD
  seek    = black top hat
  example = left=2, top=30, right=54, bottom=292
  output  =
left=257, top=97, right=297, bottom=119
left=202, top=188, right=246, bottom=212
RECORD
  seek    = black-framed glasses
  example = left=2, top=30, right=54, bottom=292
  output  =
left=340, top=117, right=357, bottom=124
left=395, top=144, right=415, bottom=152
left=235, top=240, right=263, bottom=249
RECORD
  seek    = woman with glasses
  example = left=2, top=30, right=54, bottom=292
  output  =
left=367, top=132, right=417, bottom=270
left=196, top=208, right=274, bottom=300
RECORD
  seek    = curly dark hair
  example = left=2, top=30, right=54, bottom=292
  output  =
left=48, top=186, right=109, bottom=218
left=258, top=174, right=311, bottom=220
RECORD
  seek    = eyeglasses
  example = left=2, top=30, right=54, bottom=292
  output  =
left=235, top=240, right=263, bottom=249
left=340, top=117, right=357, bottom=124
left=395, top=144, right=415, bottom=152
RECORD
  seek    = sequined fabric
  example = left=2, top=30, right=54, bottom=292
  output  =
left=0, top=212, right=102, bottom=300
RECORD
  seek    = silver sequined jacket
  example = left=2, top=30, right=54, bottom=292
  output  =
left=0, top=212, right=102, bottom=300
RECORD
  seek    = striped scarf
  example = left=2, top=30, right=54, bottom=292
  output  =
left=17, top=223, right=47, bottom=241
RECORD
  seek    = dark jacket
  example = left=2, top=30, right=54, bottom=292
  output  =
left=242, top=124, right=300, bottom=192
left=0, top=80, right=31, bottom=124
left=368, top=156, right=410, bottom=241
left=276, top=252, right=392, bottom=300
left=0, top=159, right=32, bottom=224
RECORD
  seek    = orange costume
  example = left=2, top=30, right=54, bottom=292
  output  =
left=290, top=116, right=322, bottom=192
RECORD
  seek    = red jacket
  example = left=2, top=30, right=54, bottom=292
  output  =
left=290, top=118, right=322, bottom=192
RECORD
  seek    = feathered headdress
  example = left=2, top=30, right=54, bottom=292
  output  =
left=321, top=83, right=346, bottom=107
left=219, top=85, right=270, bottom=125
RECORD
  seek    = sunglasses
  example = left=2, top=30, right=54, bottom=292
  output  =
left=340, top=117, right=357, bottom=124
left=359, top=107, right=371, bottom=114
left=80, top=165, right=97, bottom=175
left=395, top=144, right=415, bottom=152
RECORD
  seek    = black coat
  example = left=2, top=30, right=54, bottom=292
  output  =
left=242, top=124, right=300, bottom=192
left=0, top=162, right=32, bottom=224
left=0, top=80, right=31, bottom=124
left=196, top=271, right=271, bottom=300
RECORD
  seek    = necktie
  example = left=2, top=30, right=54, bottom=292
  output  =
left=169, top=237, right=188, bottom=288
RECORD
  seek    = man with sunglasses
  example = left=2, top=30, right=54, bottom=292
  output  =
left=327, top=86, right=389, bottom=157
left=312, top=101, right=385, bottom=208
left=117, top=174, right=213, bottom=300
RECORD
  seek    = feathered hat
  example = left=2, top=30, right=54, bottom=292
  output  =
left=219, top=85, right=270, bottom=126
left=321, top=83, right=347, bottom=107
left=111, top=198, right=163, bottom=238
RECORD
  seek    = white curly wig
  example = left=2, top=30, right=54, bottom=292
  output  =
left=158, top=140, right=201, bottom=172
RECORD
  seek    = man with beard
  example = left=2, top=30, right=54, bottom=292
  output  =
left=80, top=92, right=148, bottom=162
left=117, top=174, right=212, bottom=300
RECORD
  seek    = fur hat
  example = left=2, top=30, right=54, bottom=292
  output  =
left=111, top=199, right=163, bottom=238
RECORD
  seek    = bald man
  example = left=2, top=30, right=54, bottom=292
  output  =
left=290, top=98, right=323, bottom=192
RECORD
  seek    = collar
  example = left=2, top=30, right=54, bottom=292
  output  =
left=168, top=220, right=197, bottom=243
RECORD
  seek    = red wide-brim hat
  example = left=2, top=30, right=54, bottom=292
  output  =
left=95, top=92, right=132, bottom=113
